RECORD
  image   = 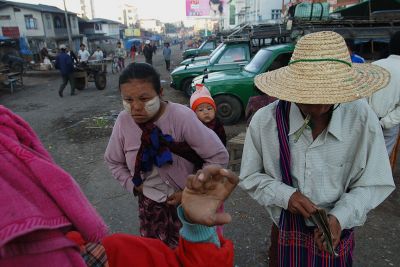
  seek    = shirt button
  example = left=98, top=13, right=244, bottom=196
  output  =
left=165, top=180, right=170, bottom=185
left=306, top=171, right=311, bottom=176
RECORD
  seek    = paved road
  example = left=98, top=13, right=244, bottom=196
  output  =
left=1, top=45, right=399, bottom=267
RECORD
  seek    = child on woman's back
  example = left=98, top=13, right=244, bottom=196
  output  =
left=190, top=84, right=226, bottom=235
left=190, top=84, right=226, bottom=146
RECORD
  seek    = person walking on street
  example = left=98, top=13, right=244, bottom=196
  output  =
left=66, top=45, right=78, bottom=64
left=163, top=42, right=172, bottom=71
left=115, top=41, right=127, bottom=69
left=368, top=31, right=400, bottom=155
left=152, top=42, right=157, bottom=55
left=143, top=40, right=153, bottom=65
left=55, top=44, right=75, bottom=97
left=130, top=44, right=137, bottom=62
left=239, top=31, right=395, bottom=266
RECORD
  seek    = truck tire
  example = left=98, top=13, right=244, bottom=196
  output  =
left=75, top=77, right=86, bottom=90
left=182, top=78, right=194, bottom=97
left=95, top=73, right=107, bottom=90
left=214, top=95, right=242, bottom=125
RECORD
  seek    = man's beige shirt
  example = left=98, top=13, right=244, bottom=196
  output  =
left=239, top=100, right=395, bottom=230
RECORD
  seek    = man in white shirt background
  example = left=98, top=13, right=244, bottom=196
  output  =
left=78, top=43, right=90, bottom=63
left=92, top=46, right=104, bottom=61
left=369, top=31, right=400, bottom=155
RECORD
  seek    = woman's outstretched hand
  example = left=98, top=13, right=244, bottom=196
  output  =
left=181, top=165, right=239, bottom=226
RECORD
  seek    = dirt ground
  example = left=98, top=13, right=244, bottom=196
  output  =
left=1, top=45, right=399, bottom=267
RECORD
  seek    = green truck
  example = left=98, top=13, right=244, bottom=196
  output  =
left=180, top=43, right=224, bottom=65
left=171, top=40, right=253, bottom=96
left=191, top=44, right=295, bottom=125
left=182, top=39, right=217, bottom=60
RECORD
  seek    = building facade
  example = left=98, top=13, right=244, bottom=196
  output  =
left=220, top=0, right=283, bottom=30
left=117, top=4, right=138, bottom=27
left=139, top=19, right=164, bottom=34
left=0, top=1, right=81, bottom=54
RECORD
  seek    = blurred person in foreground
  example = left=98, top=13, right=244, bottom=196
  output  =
left=0, top=105, right=236, bottom=267
left=240, top=31, right=395, bottom=266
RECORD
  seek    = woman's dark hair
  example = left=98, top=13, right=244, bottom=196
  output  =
left=118, top=62, right=161, bottom=94
left=389, top=31, right=400, bottom=56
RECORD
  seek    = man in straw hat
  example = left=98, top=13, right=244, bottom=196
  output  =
left=239, top=31, right=395, bottom=266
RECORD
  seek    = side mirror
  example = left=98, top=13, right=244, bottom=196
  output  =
left=201, top=74, right=208, bottom=83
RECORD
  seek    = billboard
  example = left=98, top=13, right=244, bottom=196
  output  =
left=124, top=29, right=141, bottom=37
left=186, top=0, right=227, bottom=17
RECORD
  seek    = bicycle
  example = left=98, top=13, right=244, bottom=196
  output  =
left=111, top=57, right=122, bottom=74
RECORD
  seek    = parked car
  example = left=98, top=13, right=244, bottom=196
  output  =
left=191, top=44, right=295, bottom=125
left=171, top=40, right=252, bottom=96
left=182, top=38, right=217, bottom=59
left=180, top=43, right=224, bottom=65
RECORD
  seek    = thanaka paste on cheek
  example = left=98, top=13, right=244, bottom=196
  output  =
left=122, top=100, right=131, bottom=115
left=145, top=96, right=161, bottom=117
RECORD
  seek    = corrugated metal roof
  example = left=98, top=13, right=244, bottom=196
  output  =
left=0, top=0, right=76, bottom=15
left=91, top=18, right=122, bottom=25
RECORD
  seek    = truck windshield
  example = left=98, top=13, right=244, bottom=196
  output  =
left=244, top=49, right=273, bottom=73
left=209, top=43, right=227, bottom=64
left=209, top=43, right=224, bottom=57
left=198, top=41, right=207, bottom=49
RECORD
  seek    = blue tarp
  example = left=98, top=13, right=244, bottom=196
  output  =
left=150, top=35, right=162, bottom=41
left=19, top=37, right=32, bottom=55
left=124, top=38, right=142, bottom=50
left=0, top=36, right=32, bottom=56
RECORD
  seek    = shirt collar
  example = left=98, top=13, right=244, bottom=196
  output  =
left=326, top=104, right=343, bottom=141
left=288, top=104, right=305, bottom=136
left=288, top=103, right=343, bottom=141
left=388, top=55, right=400, bottom=61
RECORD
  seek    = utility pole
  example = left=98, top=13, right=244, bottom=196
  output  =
left=90, top=0, right=95, bottom=19
left=63, top=0, right=73, bottom=49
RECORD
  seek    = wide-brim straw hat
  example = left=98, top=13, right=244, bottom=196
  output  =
left=254, top=31, right=390, bottom=104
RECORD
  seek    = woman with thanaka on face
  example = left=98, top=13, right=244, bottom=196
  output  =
left=104, top=63, right=229, bottom=248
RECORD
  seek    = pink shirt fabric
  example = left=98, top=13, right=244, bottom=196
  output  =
left=0, top=105, right=108, bottom=267
left=104, top=102, right=229, bottom=195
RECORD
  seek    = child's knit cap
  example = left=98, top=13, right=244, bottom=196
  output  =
left=190, top=84, right=216, bottom=111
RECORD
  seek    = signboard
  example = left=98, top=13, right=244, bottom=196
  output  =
left=186, top=0, right=227, bottom=17
left=124, top=28, right=141, bottom=37
left=2, top=27, right=20, bottom=38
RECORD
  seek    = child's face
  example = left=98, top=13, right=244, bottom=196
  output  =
left=195, top=103, right=215, bottom=123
